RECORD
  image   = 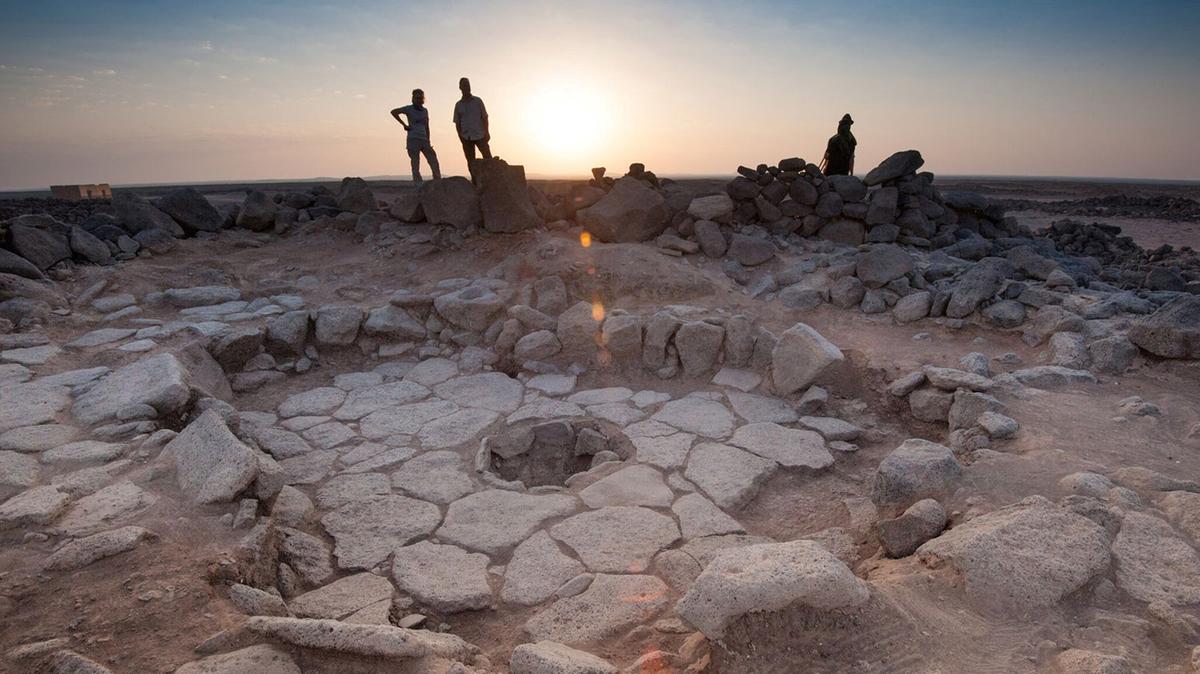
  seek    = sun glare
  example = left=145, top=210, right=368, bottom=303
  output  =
left=525, top=82, right=610, bottom=162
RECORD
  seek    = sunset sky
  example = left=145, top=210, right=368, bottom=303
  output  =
left=1, top=0, right=1198, bottom=189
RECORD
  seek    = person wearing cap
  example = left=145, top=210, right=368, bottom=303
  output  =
left=390, top=88, right=441, bottom=183
left=820, top=113, right=857, bottom=176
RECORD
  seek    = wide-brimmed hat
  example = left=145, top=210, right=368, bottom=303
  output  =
left=840, top=113, right=854, bottom=124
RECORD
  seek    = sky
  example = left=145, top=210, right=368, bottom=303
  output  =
left=1, top=0, right=1199, bottom=190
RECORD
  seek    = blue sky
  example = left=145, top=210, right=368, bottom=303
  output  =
left=1, top=0, right=1198, bottom=188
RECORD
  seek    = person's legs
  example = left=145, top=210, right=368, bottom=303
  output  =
left=407, top=142, right=423, bottom=183
left=422, top=142, right=441, bottom=180
left=461, top=138, right=476, bottom=162
left=477, top=139, right=492, bottom=160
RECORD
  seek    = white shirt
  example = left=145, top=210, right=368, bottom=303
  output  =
left=453, top=96, right=488, bottom=141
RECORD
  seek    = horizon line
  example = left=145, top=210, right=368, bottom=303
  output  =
left=3, top=172, right=1200, bottom=194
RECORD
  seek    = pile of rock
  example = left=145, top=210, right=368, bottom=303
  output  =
left=887, top=364, right=1020, bottom=452
left=716, top=150, right=1022, bottom=249
left=1038, top=219, right=1199, bottom=292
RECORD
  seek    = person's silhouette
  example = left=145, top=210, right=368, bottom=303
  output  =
left=454, top=77, right=491, bottom=163
left=390, top=89, right=441, bottom=183
left=820, top=114, right=857, bottom=176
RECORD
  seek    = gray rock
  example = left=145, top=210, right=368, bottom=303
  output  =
left=1129, top=295, right=1200, bottom=359
left=672, top=492, right=744, bottom=539
left=770, top=323, right=844, bottom=395
left=278, top=387, right=346, bottom=418
left=390, top=450, right=474, bottom=504
left=289, top=572, right=394, bottom=619
left=523, top=574, right=669, bottom=645
left=674, top=321, right=724, bottom=375
left=71, top=353, right=191, bottom=426
left=510, top=641, right=617, bottom=674
left=69, top=227, right=111, bottom=264
left=948, top=390, right=1005, bottom=430
left=893, top=291, right=931, bottom=323
left=164, top=286, right=241, bottom=308
left=265, top=310, right=309, bottom=355
left=158, top=187, right=223, bottom=233
left=55, top=481, right=156, bottom=535
left=434, top=285, right=506, bottom=332
left=982, top=299, right=1026, bottom=328
left=651, top=396, right=734, bottom=439
left=693, top=220, right=727, bottom=258
left=437, top=489, right=578, bottom=555
left=244, top=616, right=478, bottom=661
left=876, top=498, right=946, bottom=557
left=1010, top=365, right=1096, bottom=388
left=313, top=305, right=363, bottom=345
left=550, top=506, right=679, bottom=573
left=856, top=245, right=913, bottom=288
left=9, top=224, right=71, bottom=271
left=684, top=442, right=777, bottom=510
left=420, top=176, right=481, bottom=229
left=688, top=194, right=734, bottom=223
left=392, top=540, right=491, bottom=612
left=1088, top=335, right=1138, bottom=374
left=916, top=496, right=1110, bottom=612
left=362, top=305, right=425, bottom=340
left=1112, top=511, right=1200, bottom=605
left=168, top=411, right=258, bottom=504
left=729, top=422, right=833, bottom=470
left=236, top=191, right=278, bottom=231
left=947, top=264, right=1004, bottom=319
left=0, top=247, right=44, bottom=279
left=320, top=495, right=442, bottom=569
left=864, top=150, right=924, bottom=186
left=175, top=644, right=299, bottom=674
left=577, top=177, right=668, bottom=243
left=0, top=485, right=70, bottom=530
left=675, top=540, right=869, bottom=639
left=872, top=439, right=962, bottom=513
left=502, top=530, right=586, bottom=606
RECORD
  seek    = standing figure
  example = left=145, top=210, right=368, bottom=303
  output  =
left=390, top=89, right=441, bottom=183
left=820, top=113, right=857, bottom=176
left=454, top=77, right=491, bottom=164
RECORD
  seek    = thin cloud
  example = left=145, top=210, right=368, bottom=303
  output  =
left=93, top=68, right=117, bottom=76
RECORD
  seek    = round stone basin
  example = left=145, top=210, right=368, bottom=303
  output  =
left=480, top=417, right=633, bottom=488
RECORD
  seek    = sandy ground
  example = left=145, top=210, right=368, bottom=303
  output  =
left=2, top=176, right=1200, bottom=673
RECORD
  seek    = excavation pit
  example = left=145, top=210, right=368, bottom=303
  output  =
left=479, top=417, right=634, bottom=488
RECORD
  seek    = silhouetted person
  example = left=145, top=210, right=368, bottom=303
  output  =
left=820, top=113, right=856, bottom=176
left=454, top=77, right=491, bottom=163
left=391, top=89, right=441, bottom=183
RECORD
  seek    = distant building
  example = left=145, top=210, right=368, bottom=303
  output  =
left=50, top=184, right=112, bottom=201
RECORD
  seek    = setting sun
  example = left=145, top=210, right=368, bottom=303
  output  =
left=524, top=82, right=611, bottom=164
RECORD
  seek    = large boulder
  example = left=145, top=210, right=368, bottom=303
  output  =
left=69, top=226, right=111, bottom=264
left=167, top=410, right=259, bottom=504
left=816, top=219, right=865, bottom=246
left=675, top=540, right=869, bottom=639
left=1129, top=296, right=1200, bottom=360
left=916, top=496, right=1111, bottom=612
left=687, top=194, right=734, bottom=224
left=473, top=159, right=541, bottom=233
left=71, top=353, right=191, bottom=425
left=576, top=177, right=668, bottom=243
left=421, top=177, right=482, bottom=230
left=8, top=223, right=71, bottom=271
left=337, top=177, right=376, bottom=214
left=113, top=192, right=184, bottom=236
left=946, top=261, right=1006, bottom=318
left=855, top=244, right=913, bottom=288
left=434, top=285, right=507, bottom=332
left=237, top=191, right=278, bottom=231
left=871, top=439, right=962, bottom=513
left=0, top=248, right=44, bottom=280
left=770, top=323, right=844, bottom=395
left=157, top=187, right=223, bottom=233
left=864, top=150, right=924, bottom=186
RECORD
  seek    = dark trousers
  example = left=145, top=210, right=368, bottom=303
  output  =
left=461, top=138, right=492, bottom=162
